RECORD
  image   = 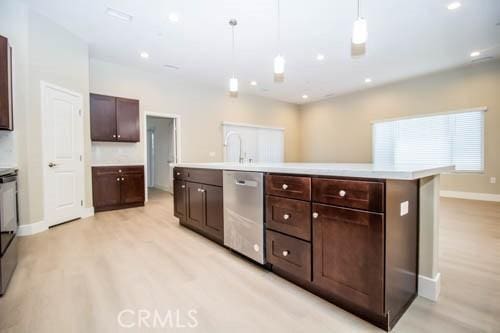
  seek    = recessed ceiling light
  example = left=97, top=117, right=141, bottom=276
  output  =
left=302, top=94, right=309, bottom=99
left=140, top=51, right=149, bottom=59
left=250, top=81, right=257, bottom=86
left=365, top=78, right=372, bottom=83
left=316, top=54, right=325, bottom=61
left=169, top=12, right=180, bottom=23
left=447, top=2, right=461, bottom=10
left=106, top=8, right=133, bottom=22
left=470, top=51, right=481, bottom=57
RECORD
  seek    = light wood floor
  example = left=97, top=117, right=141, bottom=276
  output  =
left=1, top=189, right=499, bottom=332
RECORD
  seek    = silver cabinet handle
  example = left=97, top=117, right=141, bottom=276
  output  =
left=339, top=190, right=347, bottom=197
left=198, top=188, right=205, bottom=192
left=282, top=184, right=288, bottom=190
left=48, top=162, right=57, bottom=168
left=283, top=214, right=290, bottom=220
left=312, top=212, right=319, bottom=219
left=282, top=250, right=289, bottom=257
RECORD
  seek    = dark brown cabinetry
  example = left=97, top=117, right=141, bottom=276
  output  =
left=92, top=166, right=145, bottom=212
left=174, top=168, right=223, bottom=244
left=0, top=35, right=13, bottom=131
left=90, top=93, right=139, bottom=142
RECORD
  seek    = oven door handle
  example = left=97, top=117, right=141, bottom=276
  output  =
left=0, top=176, right=17, bottom=184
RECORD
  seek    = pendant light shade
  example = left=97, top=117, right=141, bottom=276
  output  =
left=274, top=55, right=285, bottom=74
left=352, top=0, right=367, bottom=45
left=352, top=17, right=367, bottom=45
left=228, top=19, right=238, bottom=97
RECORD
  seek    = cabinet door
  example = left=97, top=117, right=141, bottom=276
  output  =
left=116, top=97, right=140, bottom=142
left=186, top=182, right=205, bottom=230
left=202, top=184, right=223, bottom=242
left=312, top=203, right=384, bottom=315
left=0, top=35, right=13, bottom=131
left=92, top=168, right=121, bottom=209
left=120, top=170, right=145, bottom=204
left=90, top=94, right=117, bottom=141
left=173, top=180, right=187, bottom=219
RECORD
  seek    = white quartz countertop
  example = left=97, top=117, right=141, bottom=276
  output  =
left=170, top=162, right=454, bottom=180
left=91, top=163, right=144, bottom=167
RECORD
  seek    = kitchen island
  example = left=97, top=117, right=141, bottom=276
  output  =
left=171, top=162, right=453, bottom=330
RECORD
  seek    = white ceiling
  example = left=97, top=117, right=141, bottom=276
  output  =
left=22, top=0, right=500, bottom=104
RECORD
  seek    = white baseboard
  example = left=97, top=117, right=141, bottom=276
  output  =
left=81, top=207, right=95, bottom=219
left=440, top=190, right=500, bottom=202
left=17, top=220, right=48, bottom=236
left=154, top=185, right=172, bottom=193
left=418, top=273, right=441, bottom=302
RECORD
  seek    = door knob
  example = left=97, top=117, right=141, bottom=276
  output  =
left=48, top=162, right=57, bottom=168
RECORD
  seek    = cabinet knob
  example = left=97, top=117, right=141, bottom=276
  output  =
left=312, top=212, right=319, bottom=219
left=118, top=169, right=122, bottom=173
left=176, top=172, right=181, bottom=176
left=181, top=185, right=186, bottom=189
left=198, top=188, right=205, bottom=192
left=121, top=177, right=125, bottom=181
left=282, top=184, right=288, bottom=190
left=282, top=250, right=289, bottom=257
left=116, top=177, right=120, bottom=182
left=117, top=135, right=121, bottom=138
left=339, top=190, right=347, bottom=197
left=113, top=134, right=116, bottom=138
left=283, top=214, right=290, bottom=220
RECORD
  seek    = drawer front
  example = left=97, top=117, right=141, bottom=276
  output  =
left=265, top=175, right=311, bottom=201
left=312, top=178, right=384, bottom=212
left=174, top=168, right=222, bottom=187
left=266, top=196, right=311, bottom=241
left=266, top=230, right=311, bottom=282
left=120, top=166, right=144, bottom=175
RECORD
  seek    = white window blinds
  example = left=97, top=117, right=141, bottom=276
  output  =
left=373, top=109, right=485, bottom=172
left=222, top=122, right=284, bottom=163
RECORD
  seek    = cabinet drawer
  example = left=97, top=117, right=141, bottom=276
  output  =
left=174, top=168, right=222, bottom=187
left=266, top=196, right=311, bottom=241
left=265, top=175, right=311, bottom=201
left=313, top=178, right=384, bottom=212
left=266, top=230, right=311, bottom=282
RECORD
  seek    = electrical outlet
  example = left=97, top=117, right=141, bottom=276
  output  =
left=400, top=201, right=409, bottom=216
left=490, top=177, right=497, bottom=184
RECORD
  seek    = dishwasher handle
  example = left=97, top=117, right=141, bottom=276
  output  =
left=235, top=179, right=259, bottom=187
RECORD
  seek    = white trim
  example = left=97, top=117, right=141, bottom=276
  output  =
left=440, top=190, right=500, bottom=202
left=143, top=112, right=181, bottom=202
left=418, top=273, right=441, bottom=302
left=40, top=81, right=85, bottom=227
left=81, top=207, right=95, bottom=219
left=371, top=106, right=487, bottom=124
left=221, top=121, right=285, bottom=131
left=151, top=184, right=172, bottom=193
left=17, top=221, right=48, bottom=236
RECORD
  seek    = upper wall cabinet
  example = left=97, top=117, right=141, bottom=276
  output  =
left=90, top=93, right=140, bottom=142
left=0, top=35, right=13, bottom=131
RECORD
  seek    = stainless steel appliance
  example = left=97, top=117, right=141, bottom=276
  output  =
left=223, top=171, right=265, bottom=264
left=0, top=168, right=18, bottom=295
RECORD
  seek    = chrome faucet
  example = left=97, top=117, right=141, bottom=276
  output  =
left=224, top=131, right=244, bottom=163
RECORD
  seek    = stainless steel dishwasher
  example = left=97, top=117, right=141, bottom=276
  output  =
left=223, top=171, right=265, bottom=264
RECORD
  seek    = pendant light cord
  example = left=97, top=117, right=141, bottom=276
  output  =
left=231, top=24, right=235, bottom=77
left=357, top=0, right=360, bottom=18
left=277, top=0, right=281, bottom=52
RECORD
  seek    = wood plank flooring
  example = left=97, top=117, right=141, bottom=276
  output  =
left=0, top=190, right=499, bottom=332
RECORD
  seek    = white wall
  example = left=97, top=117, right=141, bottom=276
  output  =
left=0, top=0, right=90, bottom=225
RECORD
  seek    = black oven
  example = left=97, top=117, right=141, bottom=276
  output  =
left=0, top=169, right=18, bottom=295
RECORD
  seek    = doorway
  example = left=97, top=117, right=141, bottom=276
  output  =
left=41, top=82, right=84, bottom=227
left=145, top=114, right=179, bottom=201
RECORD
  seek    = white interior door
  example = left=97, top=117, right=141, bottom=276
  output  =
left=42, top=82, right=84, bottom=227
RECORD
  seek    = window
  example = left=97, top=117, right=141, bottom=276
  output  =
left=222, top=122, right=284, bottom=163
left=372, top=108, right=485, bottom=172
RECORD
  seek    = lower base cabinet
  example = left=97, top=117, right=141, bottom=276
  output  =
left=92, top=166, right=145, bottom=212
left=174, top=168, right=223, bottom=244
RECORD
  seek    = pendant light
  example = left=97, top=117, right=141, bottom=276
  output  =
left=274, top=0, right=285, bottom=82
left=352, top=0, right=367, bottom=45
left=229, top=19, right=238, bottom=97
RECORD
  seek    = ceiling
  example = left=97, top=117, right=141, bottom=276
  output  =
left=22, top=0, right=500, bottom=104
